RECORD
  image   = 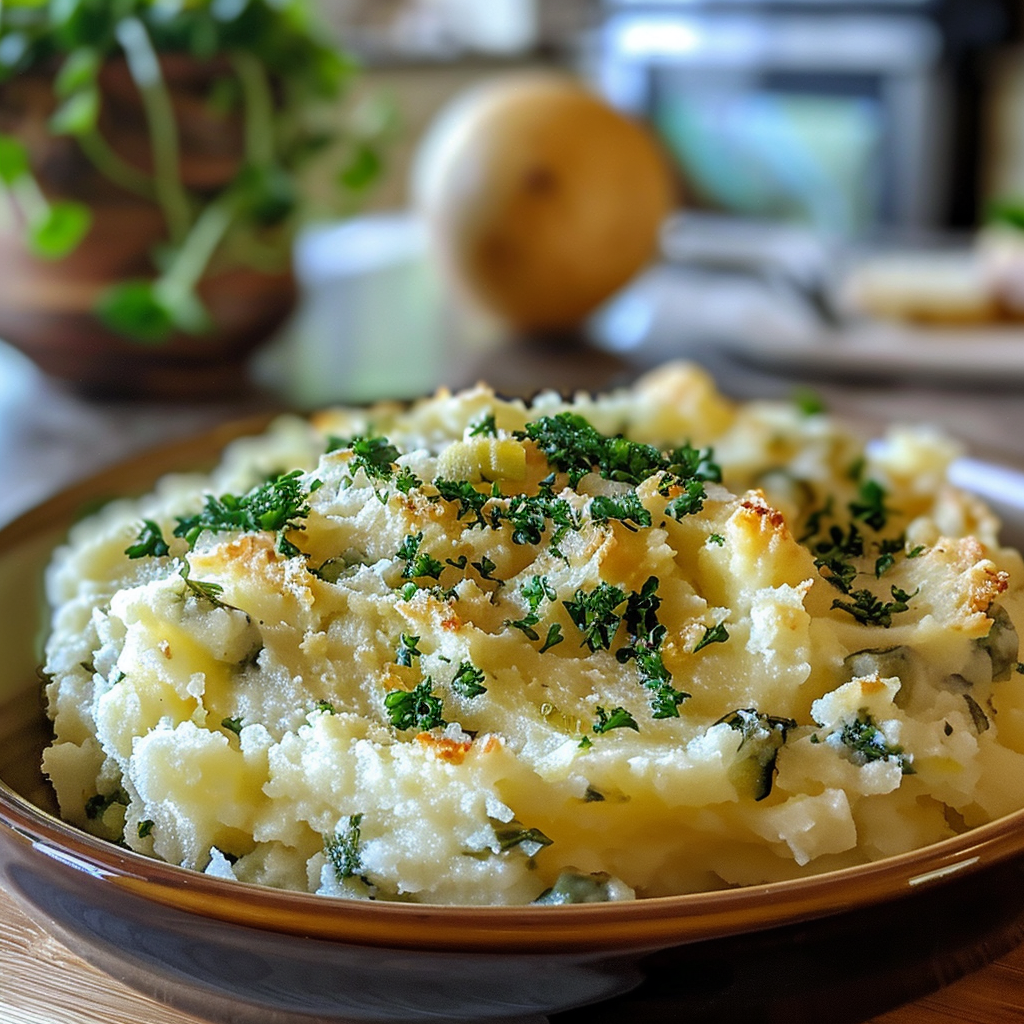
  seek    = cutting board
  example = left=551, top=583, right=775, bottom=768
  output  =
left=2, top=883, right=1024, bottom=1024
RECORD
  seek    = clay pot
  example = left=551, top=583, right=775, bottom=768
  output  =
left=0, top=57, right=297, bottom=400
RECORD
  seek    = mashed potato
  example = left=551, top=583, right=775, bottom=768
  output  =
left=41, top=363, right=1024, bottom=905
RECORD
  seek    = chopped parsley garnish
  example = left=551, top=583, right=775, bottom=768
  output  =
left=608, top=577, right=690, bottom=718
left=178, top=563, right=227, bottom=607
left=836, top=710, right=914, bottom=773
left=664, top=478, right=707, bottom=520
left=347, top=435, right=401, bottom=482
left=694, top=622, right=729, bottom=652
left=519, top=413, right=720, bottom=489
left=395, top=633, right=422, bottom=667
left=520, top=413, right=620, bottom=486
left=849, top=479, right=891, bottom=532
left=507, top=617, right=539, bottom=640
left=221, top=716, right=243, bottom=735
left=384, top=680, right=446, bottom=730
left=522, top=575, right=556, bottom=613
left=799, top=497, right=834, bottom=544
left=593, top=705, right=639, bottom=734
left=539, top=623, right=564, bottom=653
left=874, top=535, right=906, bottom=577
left=137, top=819, right=154, bottom=839
left=314, top=699, right=336, bottom=715
left=325, top=814, right=364, bottom=880
left=451, top=661, right=487, bottom=698
left=666, top=443, right=723, bottom=483
left=173, top=469, right=316, bottom=553
left=709, top=533, right=725, bottom=546
left=812, top=523, right=864, bottom=593
left=507, top=576, right=556, bottom=641
left=564, top=583, right=627, bottom=652
left=396, top=532, right=444, bottom=580
left=831, top=585, right=918, bottom=627
left=472, top=555, right=500, bottom=583
left=469, top=412, right=498, bottom=437
left=494, top=823, right=553, bottom=857
left=500, top=493, right=578, bottom=550
left=590, top=492, right=652, bottom=530
left=432, top=478, right=490, bottom=525
left=394, top=466, right=422, bottom=494
left=125, top=519, right=169, bottom=559
left=84, top=789, right=126, bottom=820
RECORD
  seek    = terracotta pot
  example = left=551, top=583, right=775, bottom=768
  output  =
left=0, top=58, right=297, bottom=400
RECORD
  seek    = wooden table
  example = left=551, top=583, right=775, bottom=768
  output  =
left=2, top=881, right=1024, bottom=1024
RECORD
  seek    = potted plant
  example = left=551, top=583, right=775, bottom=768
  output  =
left=0, top=0, right=386, bottom=397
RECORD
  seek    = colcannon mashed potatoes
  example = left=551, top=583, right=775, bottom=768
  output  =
left=41, top=363, right=1024, bottom=905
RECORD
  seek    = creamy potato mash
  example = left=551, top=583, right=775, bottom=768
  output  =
left=41, top=363, right=1024, bottom=905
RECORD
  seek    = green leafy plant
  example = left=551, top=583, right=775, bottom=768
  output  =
left=0, top=0, right=387, bottom=343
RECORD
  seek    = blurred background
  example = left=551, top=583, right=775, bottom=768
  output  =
left=323, top=0, right=1013, bottom=235
left=4, top=0, right=1024, bottom=522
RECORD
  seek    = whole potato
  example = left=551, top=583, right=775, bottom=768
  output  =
left=413, top=73, right=675, bottom=332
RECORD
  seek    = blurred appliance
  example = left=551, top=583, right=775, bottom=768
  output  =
left=594, top=0, right=1011, bottom=233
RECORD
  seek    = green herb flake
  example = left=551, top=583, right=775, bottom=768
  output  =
left=836, top=710, right=914, bottom=774
left=84, top=789, right=126, bottom=820
left=849, top=479, right=892, bottom=532
left=469, top=412, right=498, bottom=437
left=384, top=680, right=446, bottom=731
left=348, top=435, right=401, bottom=482
left=831, top=585, right=918, bottom=628
left=451, top=661, right=487, bottom=698
left=494, top=823, right=553, bottom=857
left=396, top=532, right=444, bottom=581
left=221, top=716, right=243, bottom=735
left=173, top=470, right=314, bottom=550
left=589, top=492, right=652, bottom=531
left=432, top=478, right=490, bottom=525
left=472, top=555, right=500, bottom=582
left=874, top=535, right=906, bottom=577
left=325, top=813, right=364, bottom=880
left=664, top=478, right=707, bottom=520
left=694, top=622, right=729, bottom=653
left=125, top=519, right=169, bottom=559
left=539, top=623, right=564, bottom=653
left=137, top=819, right=154, bottom=839
left=593, top=705, right=640, bottom=734
left=564, top=583, right=627, bottom=652
left=394, top=466, right=422, bottom=494
left=395, top=633, right=422, bottom=668
left=178, top=563, right=227, bottom=607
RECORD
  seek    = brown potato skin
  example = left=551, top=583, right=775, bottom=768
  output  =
left=415, top=74, right=676, bottom=331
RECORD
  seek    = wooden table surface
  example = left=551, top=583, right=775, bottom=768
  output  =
left=2, top=881, right=1024, bottom=1024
